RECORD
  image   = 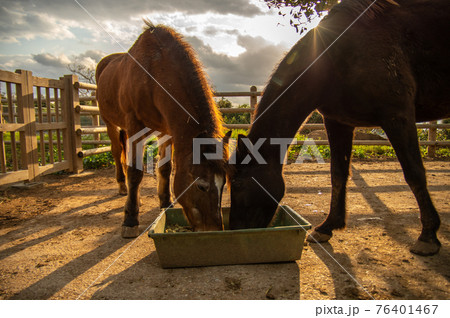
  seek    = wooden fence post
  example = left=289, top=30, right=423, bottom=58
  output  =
left=427, top=121, right=437, bottom=158
left=63, top=74, right=83, bottom=173
left=0, top=99, right=4, bottom=173
left=250, top=85, right=257, bottom=123
left=60, top=76, right=72, bottom=172
left=16, top=70, right=39, bottom=181
left=91, top=91, right=100, bottom=141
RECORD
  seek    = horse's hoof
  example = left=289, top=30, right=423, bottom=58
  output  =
left=410, top=240, right=440, bottom=256
left=121, top=225, right=140, bottom=238
left=118, top=184, right=127, bottom=196
left=307, top=230, right=332, bottom=243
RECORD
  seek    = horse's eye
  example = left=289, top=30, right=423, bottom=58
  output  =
left=196, top=183, right=209, bottom=192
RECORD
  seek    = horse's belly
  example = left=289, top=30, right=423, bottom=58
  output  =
left=318, top=103, right=385, bottom=127
left=415, top=102, right=450, bottom=122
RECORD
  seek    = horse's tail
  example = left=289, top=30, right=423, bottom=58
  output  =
left=119, top=129, right=128, bottom=168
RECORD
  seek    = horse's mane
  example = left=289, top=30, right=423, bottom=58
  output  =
left=140, top=21, right=224, bottom=140
left=140, top=21, right=230, bottom=173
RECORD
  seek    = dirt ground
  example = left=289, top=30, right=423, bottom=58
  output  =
left=0, top=160, right=449, bottom=300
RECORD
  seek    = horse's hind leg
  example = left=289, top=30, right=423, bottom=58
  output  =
left=308, top=119, right=354, bottom=243
left=382, top=117, right=441, bottom=256
left=157, top=140, right=173, bottom=209
left=106, top=123, right=127, bottom=195
left=121, top=127, right=145, bottom=238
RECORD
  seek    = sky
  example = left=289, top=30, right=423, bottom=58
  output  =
left=0, top=0, right=322, bottom=93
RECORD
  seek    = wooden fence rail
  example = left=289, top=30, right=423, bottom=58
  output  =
left=1, top=69, right=449, bottom=186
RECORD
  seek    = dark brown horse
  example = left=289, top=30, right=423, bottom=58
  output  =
left=96, top=23, right=230, bottom=238
left=230, top=0, right=450, bottom=255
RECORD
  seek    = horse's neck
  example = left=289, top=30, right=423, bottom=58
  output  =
left=247, top=84, right=318, bottom=166
left=170, top=124, right=222, bottom=166
left=247, top=29, right=327, bottom=166
left=161, top=97, right=217, bottom=139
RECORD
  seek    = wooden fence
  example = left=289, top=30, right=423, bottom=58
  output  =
left=0, top=70, right=75, bottom=185
left=1, top=69, right=449, bottom=185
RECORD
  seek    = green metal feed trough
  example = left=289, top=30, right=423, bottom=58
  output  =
left=148, top=205, right=311, bottom=268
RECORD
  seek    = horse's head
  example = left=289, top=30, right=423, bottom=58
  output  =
left=173, top=131, right=231, bottom=231
left=229, top=135, right=285, bottom=229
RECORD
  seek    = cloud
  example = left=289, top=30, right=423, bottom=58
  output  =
left=203, top=26, right=220, bottom=37
left=0, top=0, right=262, bottom=48
left=71, top=50, right=106, bottom=69
left=0, top=6, right=75, bottom=42
left=32, top=53, right=71, bottom=68
left=67, top=50, right=108, bottom=79
left=0, top=54, right=36, bottom=70
left=203, top=26, right=240, bottom=37
left=1, top=49, right=108, bottom=80
left=77, top=50, right=106, bottom=63
left=186, top=35, right=288, bottom=91
left=0, top=54, right=64, bottom=79
left=31, top=50, right=107, bottom=71
left=1, top=0, right=261, bottom=23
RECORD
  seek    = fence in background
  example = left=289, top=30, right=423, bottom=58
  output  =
left=1, top=69, right=449, bottom=185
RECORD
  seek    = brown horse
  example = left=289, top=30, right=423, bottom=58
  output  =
left=96, top=23, right=230, bottom=238
left=230, top=0, right=450, bottom=255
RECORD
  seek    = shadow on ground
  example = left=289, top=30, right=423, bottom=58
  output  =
left=90, top=252, right=300, bottom=300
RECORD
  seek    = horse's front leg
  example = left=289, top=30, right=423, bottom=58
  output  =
left=157, top=140, right=173, bottom=210
left=121, top=130, right=144, bottom=238
left=307, top=118, right=354, bottom=243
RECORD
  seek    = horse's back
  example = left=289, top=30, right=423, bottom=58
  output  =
left=397, top=0, right=450, bottom=120
left=96, top=53, right=125, bottom=83
left=319, top=0, right=450, bottom=123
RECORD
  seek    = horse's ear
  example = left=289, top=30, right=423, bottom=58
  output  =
left=143, top=18, right=156, bottom=32
left=223, top=130, right=232, bottom=147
